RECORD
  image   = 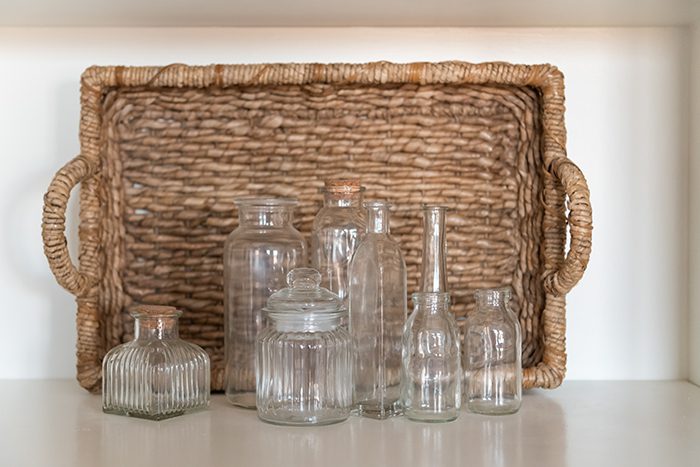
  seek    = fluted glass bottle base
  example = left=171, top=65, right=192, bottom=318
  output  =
left=467, top=397, right=521, bottom=415
left=226, top=391, right=256, bottom=409
left=103, top=407, right=206, bottom=421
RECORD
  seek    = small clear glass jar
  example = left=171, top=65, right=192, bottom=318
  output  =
left=311, top=179, right=366, bottom=306
left=348, top=201, right=407, bottom=418
left=224, top=197, right=307, bottom=409
left=102, top=305, right=210, bottom=420
left=465, top=287, right=522, bottom=415
left=256, top=268, right=352, bottom=426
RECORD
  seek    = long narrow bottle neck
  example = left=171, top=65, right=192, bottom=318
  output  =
left=366, top=203, right=390, bottom=234
left=420, top=206, right=447, bottom=293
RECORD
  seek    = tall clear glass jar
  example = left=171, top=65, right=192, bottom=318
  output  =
left=224, top=198, right=307, bottom=408
left=256, top=268, right=352, bottom=426
left=102, top=305, right=210, bottom=420
left=311, top=179, right=366, bottom=306
left=401, top=205, right=461, bottom=422
left=348, top=201, right=407, bottom=419
left=465, top=287, right=522, bottom=415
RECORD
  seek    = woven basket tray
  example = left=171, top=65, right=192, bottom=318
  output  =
left=42, top=62, right=592, bottom=393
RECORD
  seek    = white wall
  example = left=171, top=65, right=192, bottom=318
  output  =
left=0, top=27, right=689, bottom=380
left=690, top=23, right=700, bottom=386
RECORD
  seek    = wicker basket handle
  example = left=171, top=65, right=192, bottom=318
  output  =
left=42, top=155, right=99, bottom=297
left=543, top=158, right=593, bottom=297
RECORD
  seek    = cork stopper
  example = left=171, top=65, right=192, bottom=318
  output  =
left=129, top=304, right=182, bottom=319
left=324, top=179, right=363, bottom=194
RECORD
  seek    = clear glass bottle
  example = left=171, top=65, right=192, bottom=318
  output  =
left=348, top=201, right=407, bottom=419
left=102, top=305, right=210, bottom=420
left=311, top=179, right=366, bottom=307
left=401, top=205, right=461, bottom=422
left=465, top=287, right=522, bottom=415
left=224, top=198, right=307, bottom=408
left=256, top=268, right=352, bottom=426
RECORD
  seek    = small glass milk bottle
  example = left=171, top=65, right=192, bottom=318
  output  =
left=465, top=287, right=522, bottom=415
left=401, top=206, right=461, bottom=422
left=311, top=179, right=366, bottom=306
left=102, top=305, right=210, bottom=420
left=348, top=201, right=407, bottom=419
left=224, top=198, right=307, bottom=408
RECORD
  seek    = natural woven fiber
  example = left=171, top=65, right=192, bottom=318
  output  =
left=42, top=62, right=592, bottom=393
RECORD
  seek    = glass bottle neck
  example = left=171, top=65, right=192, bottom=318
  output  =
left=475, top=288, right=512, bottom=312
left=134, top=317, right=179, bottom=340
left=238, top=206, right=293, bottom=227
left=366, top=203, right=390, bottom=234
left=412, top=292, right=451, bottom=315
left=420, top=206, right=447, bottom=293
left=323, top=191, right=363, bottom=208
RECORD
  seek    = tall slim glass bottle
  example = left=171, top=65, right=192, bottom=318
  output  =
left=348, top=202, right=407, bottom=419
left=401, top=205, right=461, bottom=422
left=311, top=179, right=366, bottom=307
left=224, top=198, right=306, bottom=408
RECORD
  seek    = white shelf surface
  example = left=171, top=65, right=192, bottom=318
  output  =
left=1, top=380, right=699, bottom=467
left=0, top=0, right=698, bottom=27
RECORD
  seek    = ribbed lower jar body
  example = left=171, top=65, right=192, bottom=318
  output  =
left=256, top=325, right=352, bottom=426
left=102, top=340, right=211, bottom=420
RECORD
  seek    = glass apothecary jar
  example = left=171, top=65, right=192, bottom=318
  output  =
left=224, top=197, right=307, bottom=409
left=348, top=201, right=407, bottom=418
left=465, top=287, right=522, bottom=415
left=102, top=305, right=210, bottom=420
left=256, top=268, right=352, bottom=426
left=311, top=179, right=366, bottom=306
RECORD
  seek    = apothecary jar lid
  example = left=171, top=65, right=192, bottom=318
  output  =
left=264, top=268, right=346, bottom=326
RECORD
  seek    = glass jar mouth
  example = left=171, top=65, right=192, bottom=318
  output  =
left=411, top=292, right=451, bottom=305
left=474, top=287, right=513, bottom=302
left=322, top=179, right=365, bottom=195
left=129, top=304, right=182, bottom=319
left=364, top=201, right=391, bottom=209
left=234, top=197, right=298, bottom=207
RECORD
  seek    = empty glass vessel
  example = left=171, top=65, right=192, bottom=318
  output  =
left=401, top=205, right=461, bottom=422
left=102, top=305, right=210, bottom=420
left=256, top=268, right=352, bottom=426
left=224, top=198, right=307, bottom=408
left=465, top=287, right=522, bottom=415
left=311, top=179, right=366, bottom=307
left=348, top=201, right=407, bottom=419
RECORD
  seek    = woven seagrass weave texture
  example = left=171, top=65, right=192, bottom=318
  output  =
left=42, top=62, right=592, bottom=393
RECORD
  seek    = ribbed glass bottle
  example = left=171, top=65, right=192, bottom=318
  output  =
left=465, top=287, right=522, bottom=415
left=102, top=305, right=210, bottom=420
left=348, top=201, right=407, bottom=418
left=311, top=179, right=366, bottom=307
left=401, top=205, right=461, bottom=422
left=224, top=198, right=307, bottom=409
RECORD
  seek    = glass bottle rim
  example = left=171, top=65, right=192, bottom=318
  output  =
left=474, top=286, right=513, bottom=301
left=234, top=196, right=298, bottom=207
left=364, top=200, right=391, bottom=209
left=129, top=304, right=182, bottom=319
